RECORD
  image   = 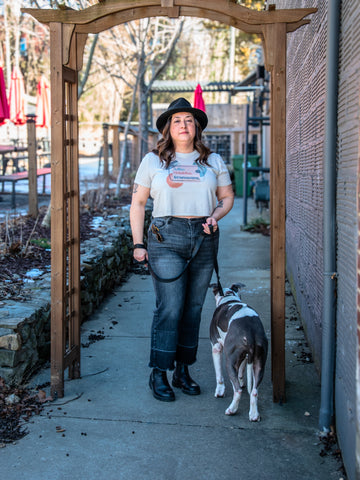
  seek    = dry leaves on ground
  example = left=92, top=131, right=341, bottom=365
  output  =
left=0, top=377, right=50, bottom=445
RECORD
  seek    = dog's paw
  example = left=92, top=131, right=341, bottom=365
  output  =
left=249, top=389, right=260, bottom=421
left=225, top=406, right=237, bottom=416
left=249, top=412, right=261, bottom=422
left=215, top=384, right=225, bottom=397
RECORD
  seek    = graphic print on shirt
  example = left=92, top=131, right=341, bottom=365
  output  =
left=166, top=161, right=206, bottom=188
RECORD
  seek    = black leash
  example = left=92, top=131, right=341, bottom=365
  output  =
left=147, top=234, right=205, bottom=283
left=209, top=225, right=224, bottom=296
left=135, top=225, right=223, bottom=292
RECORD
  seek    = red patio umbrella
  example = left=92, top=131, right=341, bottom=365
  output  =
left=36, top=75, right=51, bottom=128
left=9, top=66, right=26, bottom=125
left=194, top=83, right=206, bottom=112
left=0, top=66, right=9, bottom=125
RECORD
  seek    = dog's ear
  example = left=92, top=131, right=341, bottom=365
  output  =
left=230, top=283, right=246, bottom=293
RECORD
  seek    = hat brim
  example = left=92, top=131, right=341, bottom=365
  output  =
left=156, top=106, right=208, bottom=133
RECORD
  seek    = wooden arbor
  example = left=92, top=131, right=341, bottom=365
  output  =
left=22, top=1, right=316, bottom=400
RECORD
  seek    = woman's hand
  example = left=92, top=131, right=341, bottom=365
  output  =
left=133, top=246, right=148, bottom=263
left=202, top=216, right=218, bottom=234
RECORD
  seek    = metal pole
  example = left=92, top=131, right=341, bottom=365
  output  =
left=319, top=0, right=340, bottom=432
left=243, top=103, right=250, bottom=225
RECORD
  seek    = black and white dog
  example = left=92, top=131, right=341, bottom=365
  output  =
left=209, top=283, right=268, bottom=421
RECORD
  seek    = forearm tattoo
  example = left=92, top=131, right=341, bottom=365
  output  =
left=212, top=200, right=224, bottom=214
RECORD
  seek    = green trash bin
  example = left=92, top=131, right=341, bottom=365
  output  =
left=232, top=154, right=260, bottom=197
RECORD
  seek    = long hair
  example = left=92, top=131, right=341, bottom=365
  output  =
left=152, top=116, right=211, bottom=168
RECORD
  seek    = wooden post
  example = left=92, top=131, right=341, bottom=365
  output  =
left=50, top=22, right=66, bottom=399
left=103, top=123, right=109, bottom=189
left=66, top=31, right=82, bottom=384
left=50, top=23, right=82, bottom=398
left=263, top=22, right=287, bottom=403
left=112, top=125, right=120, bottom=178
left=233, top=131, right=240, bottom=156
left=26, top=114, right=38, bottom=217
left=132, top=134, right=140, bottom=171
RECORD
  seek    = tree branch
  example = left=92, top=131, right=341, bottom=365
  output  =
left=146, top=19, right=184, bottom=94
left=78, top=33, right=99, bottom=99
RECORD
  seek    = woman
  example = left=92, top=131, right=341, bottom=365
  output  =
left=130, top=97, right=234, bottom=402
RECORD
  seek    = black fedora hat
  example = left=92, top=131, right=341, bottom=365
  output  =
left=156, top=97, right=208, bottom=133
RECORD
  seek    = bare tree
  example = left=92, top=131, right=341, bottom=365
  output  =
left=104, top=18, right=184, bottom=191
left=137, top=17, right=184, bottom=160
left=115, top=61, right=141, bottom=197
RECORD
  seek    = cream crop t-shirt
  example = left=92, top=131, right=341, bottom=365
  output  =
left=134, top=151, right=232, bottom=218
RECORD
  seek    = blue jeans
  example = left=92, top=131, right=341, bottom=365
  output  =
left=147, top=216, right=219, bottom=371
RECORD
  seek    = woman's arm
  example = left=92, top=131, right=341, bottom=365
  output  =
left=130, top=183, right=150, bottom=262
left=203, top=184, right=234, bottom=234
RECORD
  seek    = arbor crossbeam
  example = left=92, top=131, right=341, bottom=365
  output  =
left=22, top=1, right=316, bottom=34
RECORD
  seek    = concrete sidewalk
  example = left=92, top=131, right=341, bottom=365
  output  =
left=1, top=198, right=342, bottom=479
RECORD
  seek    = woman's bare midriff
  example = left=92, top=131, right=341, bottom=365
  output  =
left=173, top=215, right=207, bottom=219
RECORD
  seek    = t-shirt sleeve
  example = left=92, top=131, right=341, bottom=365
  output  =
left=213, top=154, right=232, bottom=187
left=134, top=153, right=152, bottom=188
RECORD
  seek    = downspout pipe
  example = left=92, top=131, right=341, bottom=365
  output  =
left=319, top=0, right=341, bottom=432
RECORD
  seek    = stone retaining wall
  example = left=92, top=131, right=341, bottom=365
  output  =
left=0, top=208, right=151, bottom=385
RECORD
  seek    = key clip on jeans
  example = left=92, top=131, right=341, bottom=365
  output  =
left=151, top=224, right=164, bottom=243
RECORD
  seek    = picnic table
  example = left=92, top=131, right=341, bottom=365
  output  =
left=0, top=167, right=51, bottom=208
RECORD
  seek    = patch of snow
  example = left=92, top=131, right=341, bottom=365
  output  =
left=90, top=216, right=104, bottom=229
left=25, top=268, right=44, bottom=279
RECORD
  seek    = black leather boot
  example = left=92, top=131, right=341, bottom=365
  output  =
left=172, top=363, right=201, bottom=395
left=149, top=368, right=175, bottom=402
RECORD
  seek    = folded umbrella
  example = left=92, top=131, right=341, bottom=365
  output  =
left=0, top=66, right=10, bottom=125
left=193, top=83, right=206, bottom=112
left=36, top=75, right=51, bottom=128
left=9, top=66, right=26, bottom=126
